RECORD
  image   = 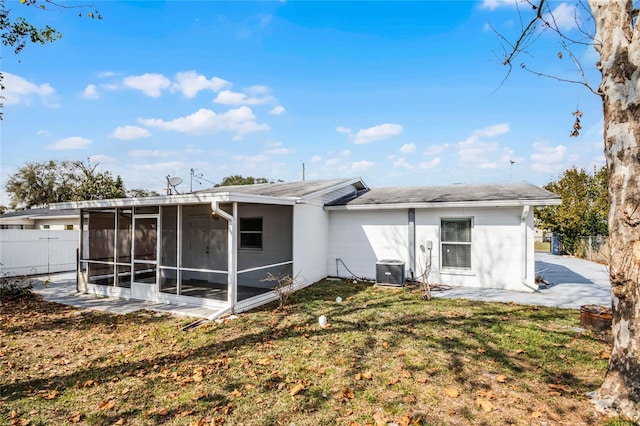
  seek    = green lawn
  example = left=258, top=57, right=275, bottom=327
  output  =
left=1, top=279, right=624, bottom=425
left=535, top=241, right=551, bottom=252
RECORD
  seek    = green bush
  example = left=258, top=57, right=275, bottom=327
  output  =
left=0, top=274, right=35, bottom=301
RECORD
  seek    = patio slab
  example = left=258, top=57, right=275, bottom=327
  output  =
left=30, top=272, right=219, bottom=319
left=433, top=252, right=611, bottom=309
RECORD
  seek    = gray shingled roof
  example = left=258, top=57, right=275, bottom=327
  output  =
left=327, top=182, right=560, bottom=206
left=196, top=178, right=366, bottom=199
left=0, top=207, right=80, bottom=219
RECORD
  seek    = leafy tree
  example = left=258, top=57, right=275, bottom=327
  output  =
left=128, top=188, right=160, bottom=198
left=6, top=160, right=125, bottom=208
left=536, top=166, right=608, bottom=254
left=215, top=175, right=269, bottom=187
left=500, top=0, right=640, bottom=418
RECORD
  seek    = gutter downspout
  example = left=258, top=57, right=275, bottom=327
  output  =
left=209, top=200, right=236, bottom=319
left=521, top=205, right=537, bottom=291
left=408, top=208, right=416, bottom=279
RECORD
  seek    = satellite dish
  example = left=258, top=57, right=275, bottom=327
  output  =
left=169, top=176, right=183, bottom=186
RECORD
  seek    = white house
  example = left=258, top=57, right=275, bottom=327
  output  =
left=0, top=208, right=80, bottom=230
left=51, top=178, right=560, bottom=319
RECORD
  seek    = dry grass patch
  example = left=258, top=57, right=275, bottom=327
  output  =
left=0, top=279, right=625, bottom=425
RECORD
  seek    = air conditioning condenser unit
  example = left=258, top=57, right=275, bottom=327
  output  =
left=376, top=259, right=405, bottom=287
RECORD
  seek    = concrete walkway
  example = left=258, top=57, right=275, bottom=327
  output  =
left=30, top=272, right=219, bottom=319
left=434, top=252, right=611, bottom=309
left=29, top=252, right=611, bottom=317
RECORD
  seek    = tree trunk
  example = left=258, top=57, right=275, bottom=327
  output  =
left=589, top=0, right=640, bottom=421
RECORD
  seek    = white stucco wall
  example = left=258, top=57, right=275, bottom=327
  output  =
left=328, top=206, right=535, bottom=292
left=293, top=203, right=330, bottom=286
left=327, top=209, right=409, bottom=279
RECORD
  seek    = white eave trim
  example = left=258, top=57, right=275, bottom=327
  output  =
left=324, top=198, right=562, bottom=211
left=299, top=177, right=368, bottom=203
left=51, top=192, right=297, bottom=210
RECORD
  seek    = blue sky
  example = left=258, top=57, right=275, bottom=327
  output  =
left=2, top=0, right=605, bottom=203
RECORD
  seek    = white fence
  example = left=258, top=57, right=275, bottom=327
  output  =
left=0, top=230, right=78, bottom=277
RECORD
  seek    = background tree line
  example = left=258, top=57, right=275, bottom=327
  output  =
left=536, top=165, right=608, bottom=255
left=2, top=160, right=270, bottom=211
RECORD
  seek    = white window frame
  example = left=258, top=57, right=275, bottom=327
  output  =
left=440, top=217, right=473, bottom=270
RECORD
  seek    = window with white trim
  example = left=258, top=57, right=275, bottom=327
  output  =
left=239, top=217, right=263, bottom=250
left=441, top=218, right=472, bottom=269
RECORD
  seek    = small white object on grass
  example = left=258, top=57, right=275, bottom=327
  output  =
left=352, top=280, right=357, bottom=284
left=318, top=315, right=327, bottom=327
left=336, top=296, right=342, bottom=303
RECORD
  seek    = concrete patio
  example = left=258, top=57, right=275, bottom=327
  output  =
left=29, top=252, right=611, bottom=318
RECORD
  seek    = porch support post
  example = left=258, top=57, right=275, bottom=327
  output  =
left=211, top=201, right=237, bottom=312
left=408, top=208, right=416, bottom=279
left=521, top=205, right=535, bottom=290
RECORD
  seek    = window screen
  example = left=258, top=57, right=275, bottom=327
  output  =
left=441, top=218, right=472, bottom=269
left=240, top=217, right=262, bottom=249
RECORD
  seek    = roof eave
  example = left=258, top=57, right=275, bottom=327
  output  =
left=51, top=192, right=297, bottom=210
left=324, top=198, right=562, bottom=210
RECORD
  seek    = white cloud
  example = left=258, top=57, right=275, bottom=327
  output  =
left=472, top=123, right=509, bottom=138
left=480, top=0, right=522, bottom=10
left=392, top=157, right=412, bottom=169
left=352, top=123, right=403, bottom=144
left=269, top=105, right=285, bottom=115
left=419, top=158, right=441, bottom=169
left=128, top=150, right=169, bottom=158
left=130, top=161, right=183, bottom=171
left=36, top=130, right=50, bottom=136
left=336, top=126, right=352, bottom=134
left=2, top=72, right=56, bottom=106
left=109, top=125, right=152, bottom=140
left=341, top=150, right=351, bottom=157
left=123, top=73, right=171, bottom=97
left=98, top=71, right=116, bottom=78
left=82, top=84, right=99, bottom=99
left=310, top=155, right=322, bottom=163
left=245, top=85, right=270, bottom=95
left=171, top=71, right=229, bottom=98
left=232, top=154, right=270, bottom=164
left=348, top=160, right=376, bottom=172
left=89, top=154, right=116, bottom=164
left=545, top=3, right=580, bottom=32
left=400, top=143, right=416, bottom=154
left=530, top=142, right=569, bottom=173
left=213, top=90, right=274, bottom=106
left=267, top=147, right=293, bottom=155
left=139, top=106, right=269, bottom=140
left=457, top=123, right=512, bottom=168
left=425, top=143, right=449, bottom=156
left=48, top=136, right=91, bottom=150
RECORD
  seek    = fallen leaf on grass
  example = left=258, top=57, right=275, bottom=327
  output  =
left=475, top=398, right=494, bottom=412
left=401, top=370, right=412, bottom=379
left=496, top=374, right=507, bottom=383
left=515, top=349, right=525, bottom=354
left=373, top=411, right=387, bottom=426
left=67, top=412, right=82, bottom=423
left=387, top=377, right=400, bottom=385
left=600, top=350, right=611, bottom=359
left=230, top=389, right=242, bottom=398
left=43, top=390, right=60, bottom=400
left=444, top=388, right=459, bottom=398
left=382, top=342, right=390, bottom=349
left=338, top=387, right=355, bottom=403
left=362, top=371, right=373, bottom=380
left=290, top=383, right=306, bottom=396
left=548, top=383, right=571, bottom=393
left=477, top=348, right=486, bottom=353
left=98, top=398, right=116, bottom=410
left=113, top=418, right=125, bottom=425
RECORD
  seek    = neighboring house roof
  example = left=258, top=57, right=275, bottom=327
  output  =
left=0, top=208, right=80, bottom=222
left=325, top=182, right=561, bottom=210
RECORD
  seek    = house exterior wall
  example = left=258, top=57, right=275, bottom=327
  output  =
left=292, top=203, right=330, bottom=285
left=0, top=229, right=77, bottom=276
left=33, top=218, right=79, bottom=230
left=327, top=206, right=535, bottom=292
left=328, top=210, right=410, bottom=279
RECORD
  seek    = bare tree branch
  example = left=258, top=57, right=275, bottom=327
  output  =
left=520, top=63, right=599, bottom=95
left=502, top=0, right=546, bottom=66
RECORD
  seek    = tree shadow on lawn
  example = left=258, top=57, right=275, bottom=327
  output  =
left=1, top=280, right=608, bottom=408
